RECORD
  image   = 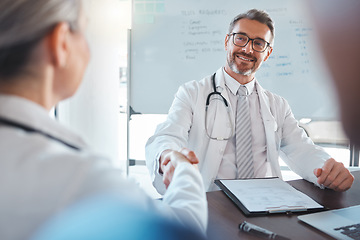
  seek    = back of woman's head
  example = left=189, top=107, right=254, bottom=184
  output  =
left=0, top=0, right=81, bottom=79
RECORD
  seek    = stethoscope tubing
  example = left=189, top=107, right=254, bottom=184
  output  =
left=205, top=73, right=234, bottom=141
left=0, top=117, right=80, bottom=151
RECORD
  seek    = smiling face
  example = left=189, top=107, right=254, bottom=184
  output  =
left=224, top=18, right=273, bottom=84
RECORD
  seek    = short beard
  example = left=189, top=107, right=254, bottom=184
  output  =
left=228, top=60, right=253, bottom=76
left=227, top=58, right=254, bottom=76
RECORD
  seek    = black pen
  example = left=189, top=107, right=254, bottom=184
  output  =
left=239, top=221, right=291, bottom=240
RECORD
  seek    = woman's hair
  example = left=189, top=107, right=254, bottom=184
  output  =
left=228, top=9, right=275, bottom=45
left=0, top=0, right=82, bottom=79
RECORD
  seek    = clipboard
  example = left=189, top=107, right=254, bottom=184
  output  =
left=215, top=178, right=325, bottom=216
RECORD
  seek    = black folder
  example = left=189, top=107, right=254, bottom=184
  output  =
left=215, top=178, right=325, bottom=217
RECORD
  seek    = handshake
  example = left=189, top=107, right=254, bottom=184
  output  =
left=159, top=148, right=199, bottom=188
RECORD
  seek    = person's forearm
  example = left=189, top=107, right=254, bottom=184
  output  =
left=162, top=162, right=208, bottom=234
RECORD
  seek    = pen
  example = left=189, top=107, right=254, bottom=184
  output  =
left=239, top=221, right=291, bottom=240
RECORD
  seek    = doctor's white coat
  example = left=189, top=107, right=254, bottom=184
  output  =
left=0, top=94, right=207, bottom=240
left=146, top=67, right=331, bottom=194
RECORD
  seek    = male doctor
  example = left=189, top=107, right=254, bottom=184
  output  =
left=145, top=9, right=354, bottom=194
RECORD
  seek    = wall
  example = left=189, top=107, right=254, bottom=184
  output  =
left=57, top=0, right=131, bottom=166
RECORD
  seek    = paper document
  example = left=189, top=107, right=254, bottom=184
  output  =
left=215, top=178, right=324, bottom=215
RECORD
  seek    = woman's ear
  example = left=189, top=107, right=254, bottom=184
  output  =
left=47, top=22, right=71, bottom=68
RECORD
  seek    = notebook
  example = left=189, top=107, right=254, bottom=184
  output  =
left=298, top=205, right=360, bottom=240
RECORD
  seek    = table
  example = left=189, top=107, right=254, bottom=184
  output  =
left=206, top=170, right=360, bottom=240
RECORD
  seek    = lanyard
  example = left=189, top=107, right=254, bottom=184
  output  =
left=0, top=117, right=80, bottom=151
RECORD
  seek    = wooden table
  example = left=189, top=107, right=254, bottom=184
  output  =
left=207, top=171, right=360, bottom=240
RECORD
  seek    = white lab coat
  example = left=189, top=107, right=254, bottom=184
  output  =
left=146, top=67, right=331, bottom=194
left=0, top=94, right=207, bottom=240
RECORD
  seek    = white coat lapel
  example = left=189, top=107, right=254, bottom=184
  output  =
left=202, top=68, right=233, bottom=190
left=256, top=81, right=282, bottom=177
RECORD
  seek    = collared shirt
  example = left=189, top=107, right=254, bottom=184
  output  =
left=216, top=68, right=275, bottom=179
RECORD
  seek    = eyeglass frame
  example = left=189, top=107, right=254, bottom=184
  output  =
left=228, top=32, right=271, bottom=53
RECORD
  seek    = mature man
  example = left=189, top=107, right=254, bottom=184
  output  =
left=146, top=9, right=354, bottom=194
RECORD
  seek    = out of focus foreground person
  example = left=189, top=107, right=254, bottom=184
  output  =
left=0, top=1, right=207, bottom=239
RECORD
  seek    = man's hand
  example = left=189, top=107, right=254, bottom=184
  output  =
left=160, top=148, right=199, bottom=189
left=314, top=158, right=354, bottom=191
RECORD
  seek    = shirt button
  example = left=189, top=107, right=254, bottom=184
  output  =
left=219, top=149, right=224, bottom=154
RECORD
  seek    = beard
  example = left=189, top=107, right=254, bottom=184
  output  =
left=227, top=52, right=257, bottom=76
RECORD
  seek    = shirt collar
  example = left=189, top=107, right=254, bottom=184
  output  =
left=222, top=68, right=256, bottom=96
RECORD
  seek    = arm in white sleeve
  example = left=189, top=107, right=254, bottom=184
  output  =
left=77, top=153, right=208, bottom=235
left=278, top=98, right=331, bottom=185
left=36, top=152, right=208, bottom=237
left=145, top=83, right=196, bottom=194
left=161, top=162, right=208, bottom=233
left=121, top=162, right=208, bottom=234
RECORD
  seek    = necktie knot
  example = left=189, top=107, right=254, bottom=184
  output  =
left=237, top=85, right=248, bottom=96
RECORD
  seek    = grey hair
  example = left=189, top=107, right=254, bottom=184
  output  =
left=0, top=0, right=82, bottom=78
left=0, top=0, right=81, bottom=48
left=228, top=9, right=275, bottom=45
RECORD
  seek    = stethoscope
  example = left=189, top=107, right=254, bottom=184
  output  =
left=0, top=117, right=81, bottom=151
left=205, top=73, right=234, bottom=141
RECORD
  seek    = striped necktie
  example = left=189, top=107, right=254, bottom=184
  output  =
left=235, top=85, right=254, bottom=178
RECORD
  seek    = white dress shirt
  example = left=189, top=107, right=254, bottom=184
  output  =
left=0, top=94, right=207, bottom=240
left=217, top=69, right=274, bottom=179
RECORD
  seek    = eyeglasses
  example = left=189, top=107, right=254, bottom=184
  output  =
left=229, top=33, right=270, bottom=52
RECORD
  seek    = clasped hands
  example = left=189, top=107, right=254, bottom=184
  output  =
left=159, top=148, right=199, bottom=189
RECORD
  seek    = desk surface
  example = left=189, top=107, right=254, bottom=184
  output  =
left=206, top=170, right=360, bottom=240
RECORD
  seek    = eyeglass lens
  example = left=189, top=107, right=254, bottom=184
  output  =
left=232, top=33, right=267, bottom=52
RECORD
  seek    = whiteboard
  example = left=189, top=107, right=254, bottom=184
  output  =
left=130, top=0, right=337, bottom=119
